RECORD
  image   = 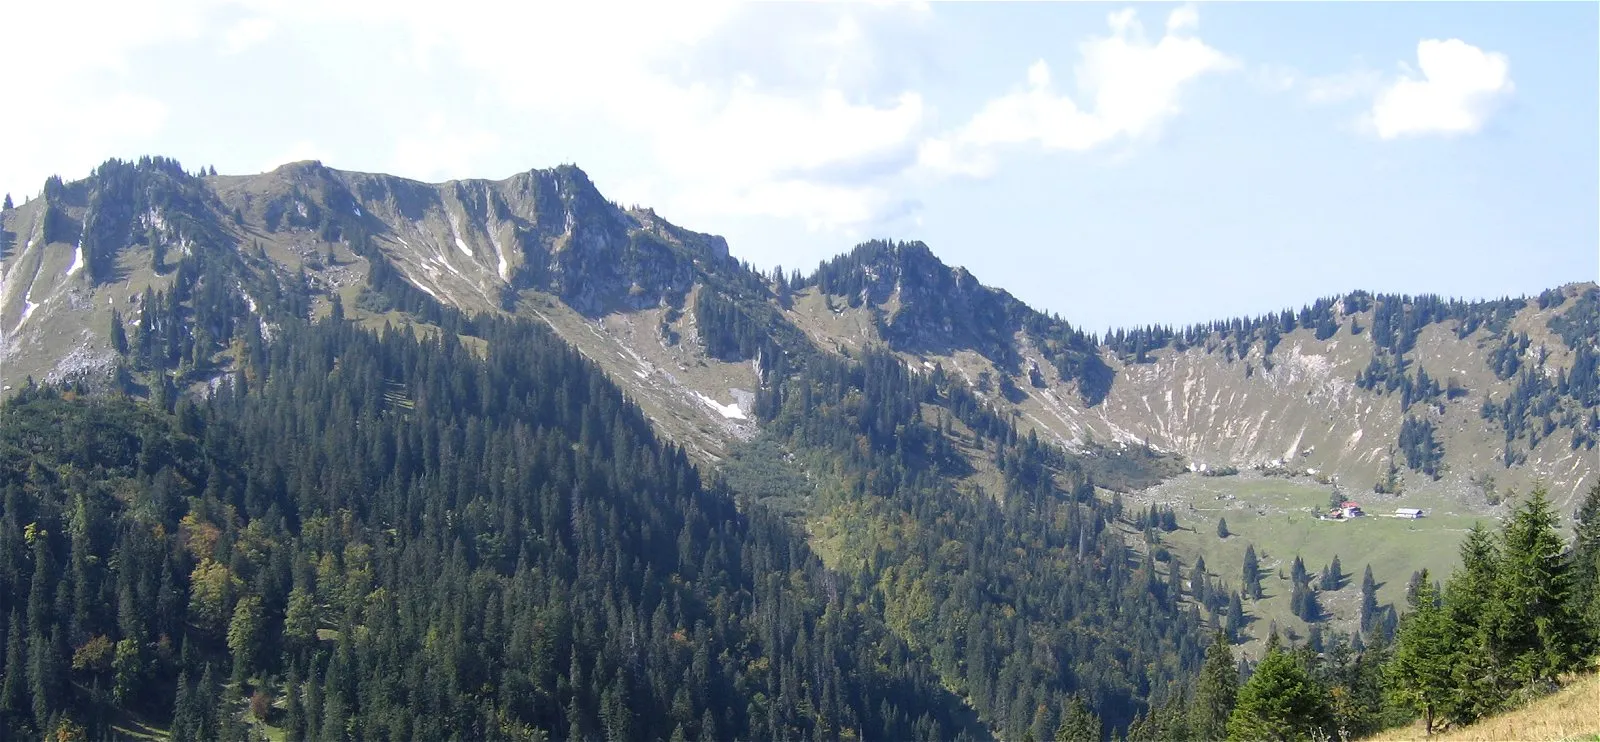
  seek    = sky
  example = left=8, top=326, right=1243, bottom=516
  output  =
left=4, top=1, right=1596, bottom=332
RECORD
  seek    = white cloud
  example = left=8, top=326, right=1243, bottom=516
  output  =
left=221, top=16, right=276, bottom=55
left=268, top=0, right=935, bottom=232
left=1303, top=69, right=1384, bottom=105
left=1368, top=39, right=1513, bottom=139
left=0, top=0, right=208, bottom=198
left=389, top=116, right=500, bottom=183
left=0, top=0, right=937, bottom=232
left=920, top=6, right=1234, bottom=176
left=260, top=140, right=330, bottom=173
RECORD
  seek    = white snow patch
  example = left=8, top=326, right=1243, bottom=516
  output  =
left=397, top=267, right=442, bottom=301
left=694, top=392, right=747, bottom=420
left=488, top=224, right=509, bottom=281
left=65, top=242, right=86, bottom=278
left=353, top=205, right=363, bottom=217
left=447, top=212, right=474, bottom=257
left=482, top=192, right=510, bottom=281
left=18, top=293, right=39, bottom=328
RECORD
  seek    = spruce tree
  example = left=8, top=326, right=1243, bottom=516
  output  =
left=169, top=669, right=197, bottom=742
left=1572, top=481, right=1600, bottom=634
left=1359, top=566, right=1379, bottom=634
left=1242, top=544, right=1262, bottom=599
left=1227, top=641, right=1331, bottom=741
left=1225, top=592, right=1245, bottom=642
left=1385, top=570, right=1454, bottom=735
left=1493, top=487, right=1587, bottom=688
left=1053, top=695, right=1101, bottom=742
left=1440, top=522, right=1503, bottom=725
left=284, top=667, right=305, bottom=742
left=1188, top=631, right=1237, bottom=741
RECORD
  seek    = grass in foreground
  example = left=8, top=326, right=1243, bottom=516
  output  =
left=1366, top=673, right=1600, bottom=741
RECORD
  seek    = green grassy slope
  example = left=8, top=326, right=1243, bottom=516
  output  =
left=1132, top=472, right=1486, bottom=654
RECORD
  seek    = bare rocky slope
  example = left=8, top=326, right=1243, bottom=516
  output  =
left=2, top=157, right=1595, bottom=514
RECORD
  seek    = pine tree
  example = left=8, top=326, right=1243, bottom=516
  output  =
left=108, top=311, right=128, bottom=355
left=169, top=669, right=198, bottom=742
left=1322, top=555, right=1343, bottom=591
left=226, top=595, right=262, bottom=679
left=284, top=667, right=305, bottom=742
left=1572, top=481, right=1600, bottom=635
left=1227, top=642, right=1331, bottom=741
left=1242, top=544, right=1262, bottom=599
left=1225, top=592, right=1245, bottom=642
left=1359, top=565, right=1379, bottom=634
left=1493, top=487, right=1588, bottom=688
left=1384, top=570, right=1454, bottom=735
left=196, top=663, right=219, bottom=742
left=1053, top=695, right=1101, bottom=742
left=1217, top=518, right=1229, bottom=539
left=1188, top=631, right=1237, bottom=741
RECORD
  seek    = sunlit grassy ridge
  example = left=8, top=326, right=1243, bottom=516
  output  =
left=1367, top=672, right=1600, bottom=741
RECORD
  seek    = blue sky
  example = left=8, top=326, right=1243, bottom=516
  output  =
left=4, top=1, right=1595, bottom=331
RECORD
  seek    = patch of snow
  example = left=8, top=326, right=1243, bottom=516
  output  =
left=353, top=205, right=363, bottom=217
left=488, top=225, right=509, bottom=281
left=694, top=392, right=747, bottom=420
left=482, top=192, right=510, bottom=282
left=447, top=212, right=474, bottom=257
left=392, top=263, right=443, bottom=301
left=65, top=242, right=85, bottom=278
left=19, top=295, right=40, bottom=327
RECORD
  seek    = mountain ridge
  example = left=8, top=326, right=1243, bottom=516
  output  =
left=2, top=156, right=1595, bottom=508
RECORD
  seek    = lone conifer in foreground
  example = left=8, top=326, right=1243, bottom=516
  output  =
left=1228, top=636, right=1331, bottom=741
left=1386, top=570, right=1454, bottom=735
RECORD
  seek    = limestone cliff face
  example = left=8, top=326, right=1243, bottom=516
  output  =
left=218, top=161, right=725, bottom=316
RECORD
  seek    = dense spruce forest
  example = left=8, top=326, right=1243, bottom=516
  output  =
left=0, top=308, right=988, bottom=741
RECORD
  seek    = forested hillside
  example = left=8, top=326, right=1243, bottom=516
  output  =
left=0, top=302, right=995, bottom=741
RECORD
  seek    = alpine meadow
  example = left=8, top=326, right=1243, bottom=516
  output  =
left=1, top=3, right=1597, bottom=742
